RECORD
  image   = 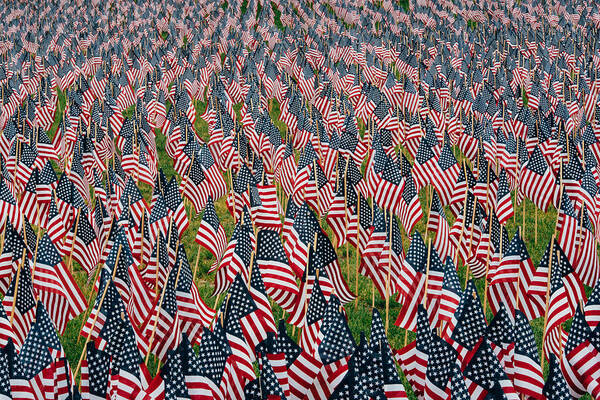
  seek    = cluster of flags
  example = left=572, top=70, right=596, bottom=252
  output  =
left=0, top=0, right=598, bottom=398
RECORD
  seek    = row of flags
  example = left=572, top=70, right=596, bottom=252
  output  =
left=0, top=0, right=598, bottom=398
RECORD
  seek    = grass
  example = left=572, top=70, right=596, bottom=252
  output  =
left=271, top=1, right=284, bottom=31
left=47, top=89, right=590, bottom=398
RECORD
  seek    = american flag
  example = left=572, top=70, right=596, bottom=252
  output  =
left=142, top=262, right=183, bottom=362
left=276, top=319, right=322, bottom=400
left=439, top=257, right=462, bottom=326
left=80, top=342, right=111, bottom=400
left=488, top=229, right=545, bottom=321
left=513, top=310, right=544, bottom=398
left=543, top=354, right=572, bottom=400
left=535, top=239, right=586, bottom=361
left=192, top=328, right=230, bottom=399
left=462, top=338, right=519, bottom=400
left=585, top=281, right=600, bottom=331
left=164, top=176, right=190, bottom=236
left=0, top=222, right=25, bottom=294
left=444, top=281, right=487, bottom=362
left=214, top=220, right=254, bottom=295
left=374, top=154, right=405, bottom=217
left=148, top=191, right=170, bottom=242
left=427, top=191, right=453, bottom=262
left=247, top=353, right=287, bottom=399
left=159, top=344, right=193, bottom=400
left=574, top=206, right=599, bottom=287
left=109, top=313, right=147, bottom=399
left=173, top=245, right=215, bottom=346
left=11, top=302, right=62, bottom=400
left=68, top=210, right=100, bottom=275
left=396, top=305, right=431, bottom=396
left=0, top=304, right=14, bottom=349
left=412, top=137, right=440, bottom=193
left=284, top=202, right=321, bottom=277
left=32, top=233, right=87, bottom=334
left=518, top=146, right=556, bottom=211
left=304, top=297, right=352, bottom=400
left=432, top=143, right=460, bottom=208
left=2, top=248, right=35, bottom=348
left=495, top=168, right=514, bottom=225
left=424, top=334, right=458, bottom=400
left=563, top=306, right=600, bottom=399
left=397, top=174, right=422, bottom=235
left=299, top=273, right=329, bottom=356
left=255, top=229, right=298, bottom=312
left=317, top=297, right=356, bottom=365
left=0, top=177, right=23, bottom=231
left=102, top=228, right=153, bottom=327
left=485, top=305, right=515, bottom=380
left=222, top=275, right=260, bottom=388
left=450, top=367, right=471, bottom=400
left=195, top=197, right=227, bottom=271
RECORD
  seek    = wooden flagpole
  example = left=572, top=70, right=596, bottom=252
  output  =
left=454, top=161, right=470, bottom=266
left=139, top=208, right=146, bottom=266
left=540, top=236, right=555, bottom=371
left=72, top=245, right=123, bottom=387
left=385, top=209, right=393, bottom=335
left=9, top=249, right=27, bottom=327
left=555, top=163, right=563, bottom=236
left=155, top=233, right=162, bottom=297
left=514, top=139, right=519, bottom=223
left=294, top=232, right=318, bottom=339
left=464, top=180, right=478, bottom=288
left=313, top=159, right=321, bottom=216
left=246, top=252, right=255, bottom=288
left=343, top=157, right=350, bottom=279
left=354, top=198, right=361, bottom=309
left=193, top=239, right=202, bottom=282
left=145, top=253, right=184, bottom=366
left=76, top=215, right=115, bottom=344
left=31, top=226, right=43, bottom=283
left=68, top=208, right=82, bottom=272
left=424, top=186, right=433, bottom=242
left=423, top=238, right=432, bottom=308
left=514, top=227, right=523, bottom=312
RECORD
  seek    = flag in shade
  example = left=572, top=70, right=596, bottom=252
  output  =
left=425, top=333, right=458, bottom=400
left=11, top=303, right=58, bottom=400
left=80, top=342, right=111, bottom=400
left=2, top=249, right=35, bottom=348
left=563, top=306, right=600, bottom=399
left=462, top=338, right=519, bottom=400
left=318, top=298, right=356, bottom=365
left=543, top=354, right=571, bottom=400
left=398, top=305, right=432, bottom=396
left=513, top=310, right=544, bottom=399
left=444, top=281, right=487, bottom=361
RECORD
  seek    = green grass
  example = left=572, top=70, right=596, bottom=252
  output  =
left=271, top=2, right=284, bottom=31
left=45, top=92, right=589, bottom=397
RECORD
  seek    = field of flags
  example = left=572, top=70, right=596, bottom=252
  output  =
left=1, top=0, right=600, bottom=398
